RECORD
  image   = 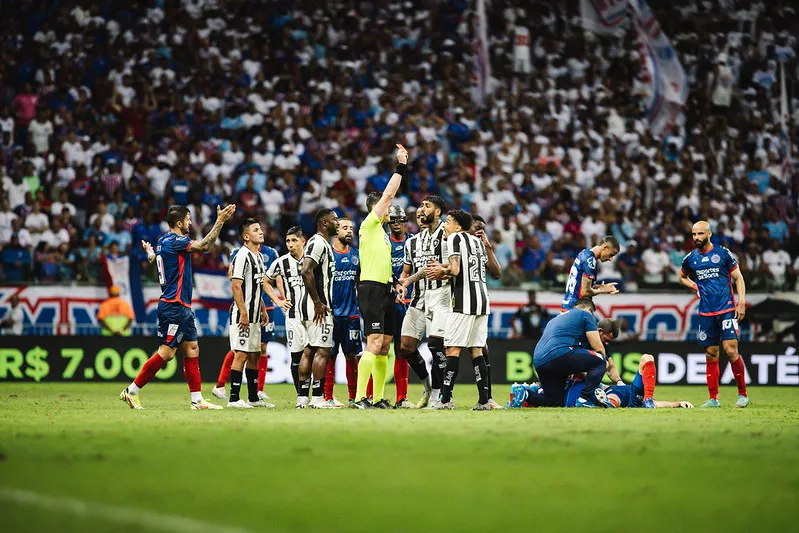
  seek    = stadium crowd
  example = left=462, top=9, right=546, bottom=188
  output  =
left=0, top=0, right=798, bottom=291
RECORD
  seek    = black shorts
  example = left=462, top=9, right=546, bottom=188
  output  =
left=358, top=281, right=396, bottom=336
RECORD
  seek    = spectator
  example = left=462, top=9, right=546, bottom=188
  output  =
left=511, top=290, right=550, bottom=341
left=2, top=235, right=31, bottom=281
left=762, top=239, right=792, bottom=290
left=614, top=318, right=640, bottom=342
left=641, top=242, right=672, bottom=288
left=97, top=285, right=134, bottom=337
left=0, top=294, right=24, bottom=335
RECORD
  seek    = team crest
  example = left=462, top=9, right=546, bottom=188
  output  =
left=711, top=254, right=720, bottom=264
left=698, top=327, right=707, bottom=342
left=352, top=256, right=360, bottom=266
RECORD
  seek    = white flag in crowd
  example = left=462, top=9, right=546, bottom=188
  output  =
left=581, top=0, right=688, bottom=136
left=471, top=0, right=492, bottom=106
left=630, top=0, right=688, bottom=136
left=580, top=0, right=629, bottom=37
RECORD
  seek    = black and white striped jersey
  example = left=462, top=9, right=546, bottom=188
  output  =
left=229, top=246, right=265, bottom=325
left=447, top=232, right=490, bottom=315
left=419, top=221, right=449, bottom=291
left=403, top=233, right=426, bottom=310
left=266, top=253, right=306, bottom=320
left=302, top=233, right=335, bottom=320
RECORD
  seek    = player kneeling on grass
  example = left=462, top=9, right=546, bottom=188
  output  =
left=510, top=354, right=694, bottom=409
left=227, top=218, right=271, bottom=408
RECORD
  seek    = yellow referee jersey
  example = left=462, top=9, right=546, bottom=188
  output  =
left=358, top=211, right=393, bottom=284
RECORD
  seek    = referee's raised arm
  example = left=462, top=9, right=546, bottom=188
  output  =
left=371, top=144, right=409, bottom=221
left=351, top=144, right=409, bottom=409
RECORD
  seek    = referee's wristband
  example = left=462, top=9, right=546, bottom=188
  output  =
left=394, top=163, right=407, bottom=177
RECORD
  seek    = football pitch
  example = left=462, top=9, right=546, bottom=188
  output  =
left=1, top=383, right=797, bottom=533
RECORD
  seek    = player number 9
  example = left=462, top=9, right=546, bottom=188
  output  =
left=156, top=255, right=166, bottom=285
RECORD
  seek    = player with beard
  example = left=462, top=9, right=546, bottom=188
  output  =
left=300, top=208, right=340, bottom=409
left=400, top=195, right=449, bottom=408
left=394, top=209, right=434, bottom=408
left=679, top=220, right=749, bottom=408
left=122, top=204, right=235, bottom=410
left=326, top=218, right=361, bottom=407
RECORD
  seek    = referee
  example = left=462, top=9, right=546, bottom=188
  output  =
left=352, top=144, right=409, bottom=409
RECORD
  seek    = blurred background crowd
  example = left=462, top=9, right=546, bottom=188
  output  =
left=1, top=0, right=797, bottom=292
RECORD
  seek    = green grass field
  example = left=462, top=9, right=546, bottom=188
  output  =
left=1, top=383, right=798, bottom=533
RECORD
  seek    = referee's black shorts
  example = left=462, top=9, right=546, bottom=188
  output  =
left=358, top=281, right=396, bottom=336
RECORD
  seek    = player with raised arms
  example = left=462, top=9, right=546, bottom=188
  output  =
left=561, top=235, right=620, bottom=312
left=679, top=220, right=749, bottom=408
left=351, top=144, right=409, bottom=409
left=121, top=203, right=236, bottom=410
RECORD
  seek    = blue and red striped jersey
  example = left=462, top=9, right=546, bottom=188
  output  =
left=680, top=245, right=739, bottom=316
left=156, top=232, right=194, bottom=307
left=561, top=248, right=598, bottom=311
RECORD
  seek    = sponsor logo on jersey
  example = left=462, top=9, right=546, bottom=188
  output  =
left=587, top=256, right=596, bottom=269
left=702, top=256, right=709, bottom=263
left=341, top=257, right=349, bottom=263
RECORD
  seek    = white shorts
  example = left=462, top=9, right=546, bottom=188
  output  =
left=286, top=317, right=309, bottom=353
left=304, top=316, right=334, bottom=348
left=401, top=306, right=426, bottom=341
left=444, top=313, right=488, bottom=348
left=425, top=287, right=452, bottom=339
left=229, top=322, right=262, bottom=353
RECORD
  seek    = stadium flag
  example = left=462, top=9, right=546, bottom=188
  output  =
left=471, top=0, right=492, bottom=106
left=631, top=0, right=688, bottom=136
left=103, top=254, right=137, bottom=319
left=194, top=269, right=233, bottom=310
left=580, top=0, right=629, bottom=37
left=780, top=61, right=795, bottom=204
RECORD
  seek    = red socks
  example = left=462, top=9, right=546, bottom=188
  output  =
left=641, top=360, right=656, bottom=400
left=257, top=355, right=268, bottom=392
left=325, top=357, right=336, bottom=400
left=184, top=357, right=202, bottom=393
left=216, top=351, right=234, bottom=388
left=395, top=357, right=409, bottom=402
left=366, top=375, right=373, bottom=398
left=730, top=356, right=748, bottom=397
left=134, top=353, right=165, bottom=388
left=346, top=358, right=358, bottom=400
left=706, top=359, right=719, bottom=400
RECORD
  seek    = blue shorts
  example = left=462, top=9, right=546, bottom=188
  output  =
left=333, top=316, right=362, bottom=356
left=157, top=301, right=198, bottom=348
left=261, top=309, right=275, bottom=343
left=394, top=302, right=407, bottom=346
left=696, top=311, right=739, bottom=347
left=564, top=372, right=645, bottom=408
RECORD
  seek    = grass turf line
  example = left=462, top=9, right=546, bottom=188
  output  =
left=0, top=383, right=797, bottom=533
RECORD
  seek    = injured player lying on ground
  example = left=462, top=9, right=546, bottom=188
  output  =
left=508, top=353, right=694, bottom=409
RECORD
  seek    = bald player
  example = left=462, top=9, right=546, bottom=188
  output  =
left=679, top=221, right=749, bottom=408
